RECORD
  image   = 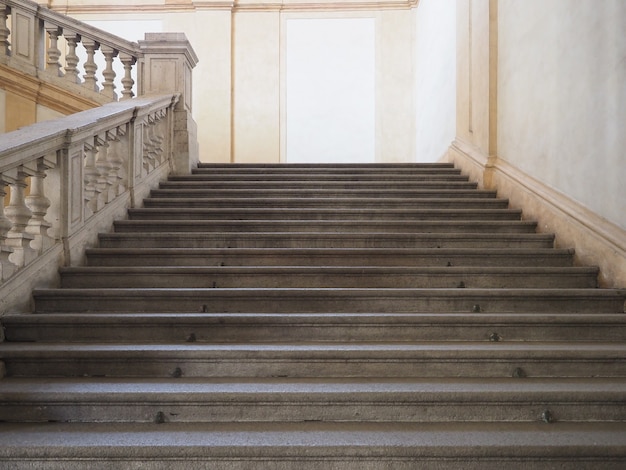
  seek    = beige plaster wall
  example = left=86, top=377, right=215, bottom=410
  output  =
left=67, top=5, right=418, bottom=163
left=233, top=11, right=281, bottom=164
left=498, top=0, right=626, bottom=231
left=414, top=0, right=456, bottom=162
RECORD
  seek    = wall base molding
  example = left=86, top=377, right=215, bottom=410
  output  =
left=448, top=139, right=626, bottom=288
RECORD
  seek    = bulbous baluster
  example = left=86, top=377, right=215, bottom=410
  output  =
left=64, top=31, right=81, bottom=84
left=83, top=141, right=101, bottom=217
left=0, top=6, right=10, bottom=57
left=44, top=23, right=63, bottom=77
left=120, top=53, right=136, bottom=100
left=82, top=39, right=100, bottom=92
left=5, top=166, right=36, bottom=268
left=0, top=176, right=16, bottom=281
left=101, top=46, right=118, bottom=100
left=25, top=158, right=54, bottom=253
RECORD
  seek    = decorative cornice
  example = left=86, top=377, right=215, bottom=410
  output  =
left=46, top=0, right=418, bottom=14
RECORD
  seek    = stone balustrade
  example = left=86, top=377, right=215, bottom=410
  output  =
left=0, top=94, right=180, bottom=312
left=0, top=0, right=142, bottom=103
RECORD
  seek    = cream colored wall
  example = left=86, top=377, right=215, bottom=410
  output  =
left=67, top=5, right=418, bottom=163
left=449, top=0, right=626, bottom=287
left=414, top=0, right=456, bottom=162
left=498, top=0, right=626, bottom=231
left=233, top=11, right=281, bottom=164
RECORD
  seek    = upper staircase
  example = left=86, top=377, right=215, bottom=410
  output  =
left=0, top=162, right=625, bottom=469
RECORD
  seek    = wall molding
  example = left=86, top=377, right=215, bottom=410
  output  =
left=48, top=0, right=418, bottom=14
left=448, top=138, right=626, bottom=288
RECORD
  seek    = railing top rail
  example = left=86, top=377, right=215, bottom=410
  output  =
left=0, top=93, right=178, bottom=173
left=0, top=0, right=142, bottom=57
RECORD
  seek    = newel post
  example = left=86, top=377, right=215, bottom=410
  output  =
left=138, top=33, right=199, bottom=175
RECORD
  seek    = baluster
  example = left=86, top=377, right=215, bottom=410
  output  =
left=63, top=31, right=81, bottom=84
left=0, top=6, right=10, bottom=57
left=110, top=126, right=128, bottom=195
left=83, top=140, right=101, bottom=217
left=25, top=158, right=54, bottom=253
left=82, top=38, right=100, bottom=92
left=95, top=134, right=113, bottom=206
left=119, top=53, right=136, bottom=100
left=0, top=176, right=16, bottom=281
left=153, top=112, right=166, bottom=164
left=106, top=128, right=123, bottom=197
left=44, top=23, right=63, bottom=77
left=143, top=117, right=158, bottom=173
left=5, top=166, right=36, bottom=268
left=101, top=45, right=118, bottom=100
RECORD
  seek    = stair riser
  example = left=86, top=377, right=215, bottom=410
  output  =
left=4, top=357, right=626, bottom=379
left=142, top=199, right=509, bottom=209
left=0, top=456, right=623, bottom=470
left=85, top=250, right=575, bottom=267
left=128, top=209, right=523, bottom=221
left=59, top=272, right=597, bottom=289
left=160, top=181, right=479, bottom=190
left=2, top=401, right=623, bottom=424
left=6, top=322, right=626, bottom=343
left=113, top=221, right=537, bottom=234
left=149, top=190, right=497, bottom=199
left=97, top=234, right=555, bottom=249
left=32, top=292, right=624, bottom=314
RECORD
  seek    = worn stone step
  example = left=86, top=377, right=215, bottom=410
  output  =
left=128, top=207, right=524, bottom=221
left=97, top=232, right=556, bottom=249
left=85, top=247, right=576, bottom=267
left=142, top=197, right=509, bottom=209
left=159, top=180, right=480, bottom=190
left=191, top=167, right=463, bottom=176
left=149, top=188, right=498, bottom=199
left=32, top=288, right=625, bottom=314
left=4, top=312, right=626, bottom=343
left=196, top=162, right=457, bottom=170
left=0, top=377, right=624, bottom=424
left=1, top=421, right=624, bottom=469
left=58, top=266, right=598, bottom=289
left=171, top=173, right=471, bottom=184
left=113, top=220, right=538, bottom=234
left=2, top=342, right=626, bottom=378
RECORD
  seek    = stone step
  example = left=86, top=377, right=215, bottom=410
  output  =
left=191, top=167, right=463, bottom=176
left=159, top=180, right=480, bottom=190
left=128, top=207, right=524, bottom=221
left=4, top=312, right=625, bottom=343
left=112, top=220, right=538, bottom=234
left=142, top=197, right=509, bottom=209
left=58, top=266, right=598, bottom=289
left=170, top=173, right=471, bottom=183
left=31, top=288, right=626, bottom=314
left=97, top=232, right=556, bottom=249
left=196, top=162, right=457, bottom=169
left=0, top=377, right=624, bottom=424
left=85, top=247, right=576, bottom=267
left=1, top=421, right=624, bottom=469
left=149, top=188, right=498, bottom=199
left=2, top=342, right=626, bottom=378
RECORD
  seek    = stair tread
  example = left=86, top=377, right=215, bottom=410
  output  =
left=59, top=266, right=597, bottom=274
left=5, top=311, right=625, bottom=323
left=0, top=422, right=625, bottom=454
left=1, top=377, right=625, bottom=396
left=3, top=341, right=626, bottom=353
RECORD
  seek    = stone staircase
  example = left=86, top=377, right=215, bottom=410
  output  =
left=0, top=163, right=625, bottom=469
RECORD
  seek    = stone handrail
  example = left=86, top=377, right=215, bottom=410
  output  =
left=0, top=0, right=142, bottom=102
left=0, top=94, right=179, bottom=312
